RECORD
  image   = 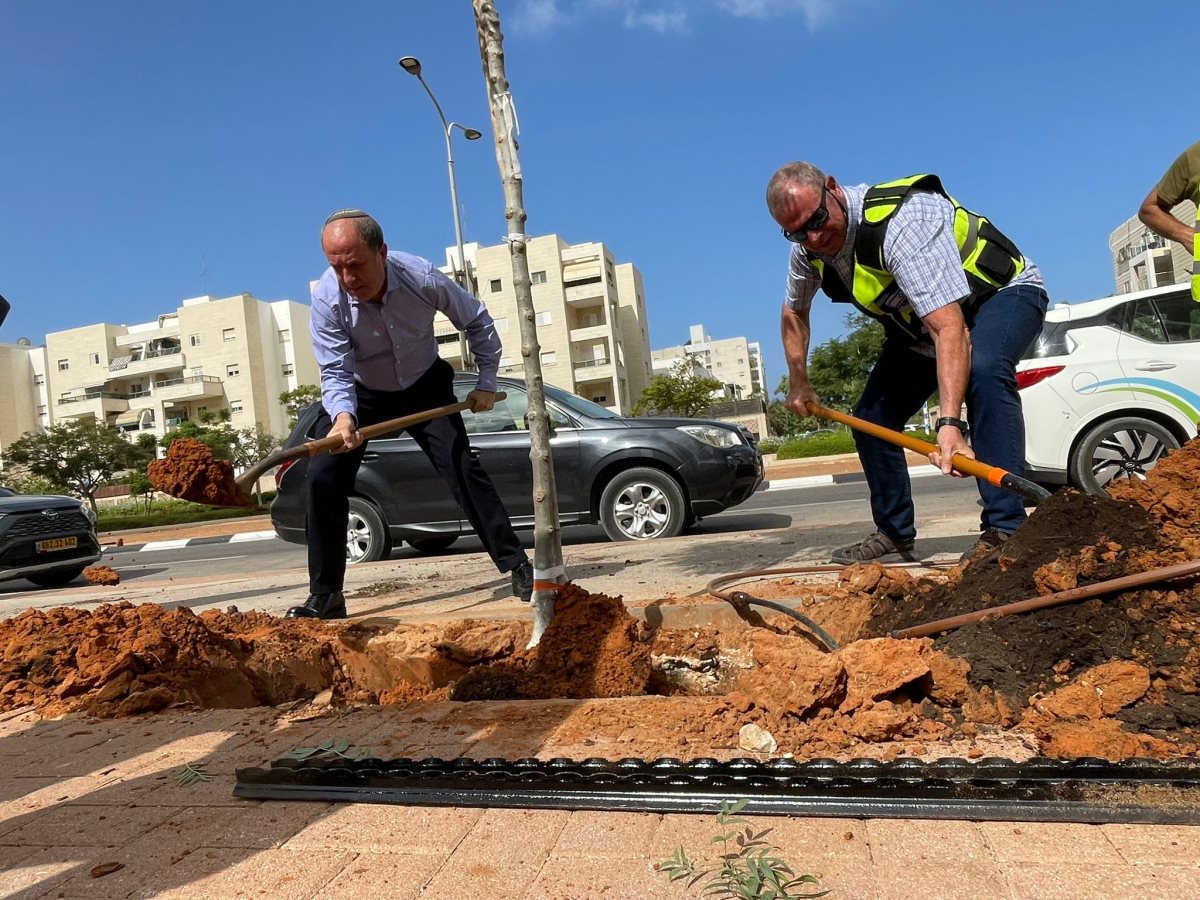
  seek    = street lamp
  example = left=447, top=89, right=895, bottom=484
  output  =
left=398, top=55, right=483, bottom=295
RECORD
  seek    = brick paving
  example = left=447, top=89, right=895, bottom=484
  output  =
left=3, top=705, right=1200, bottom=899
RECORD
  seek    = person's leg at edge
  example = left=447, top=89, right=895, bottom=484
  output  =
left=965, top=283, right=1049, bottom=536
left=852, top=338, right=938, bottom=544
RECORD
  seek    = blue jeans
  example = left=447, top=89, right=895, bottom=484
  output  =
left=853, top=284, right=1049, bottom=541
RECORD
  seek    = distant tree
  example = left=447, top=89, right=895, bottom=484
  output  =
left=228, top=425, right=282, bottom=505
left=766, top=388, right=820, bottom=437
left=633, top=358, right=723, bottom=417
left=161, top=408, right=235, bottom=459
left=3, top=419, right=139, bottom=513
left=806, top=313, right=886, bottom=411
left=127, top=469, right=155, bottom=513
left=280, top=385, right=322, bottom=427
left=0, top=465, right=55, bottom=496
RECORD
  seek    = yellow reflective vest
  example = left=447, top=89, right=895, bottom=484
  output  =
left=1192, top=184, right=1199, bottom=302
left=810, top=174, right=1026, bottom=341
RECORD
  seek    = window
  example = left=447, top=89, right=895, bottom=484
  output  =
left=230, top=400, right=244, bottom=414
left=281, top=363, right=294, bottom=376
left=1129, top=300, right=1166, bottom=343
left=494, top=317, right=509, bottom=333
left=89, top=352, right=100, bottom=365
left=189, top=334, right=201, bottom=347
left=499, top=356, right=513, bottom=370
left=1155, top=294, right=1200, bottom=343
left=36, top=404, right=47, bottom=416
left=226, top=363, right=240, bottom=378
left=593, top=394, right=608, bottom=404
left=535, top=311, right=553, bottom=327
left=222, top=328, right=236, bottom=342
left=490, top=279, right=503, bottom=293
left=190, top=367, right=204, bottom=378
left=34, top=374, right=45, bottom=385
left=278, top=328, right=290, bottom=342
left=541, top=351, right=557, bottom=366
left=531, top=270, right=547, bottom=285
left=57, top=359, right=69, bottom=371
left=436, top=333, right=460, bottom=345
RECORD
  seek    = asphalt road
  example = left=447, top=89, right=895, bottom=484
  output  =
left=0, top=476, right=983, bottom=607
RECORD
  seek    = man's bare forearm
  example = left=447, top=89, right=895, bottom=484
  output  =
left=924, top=303, right=970, bottom=419
left=1139, top=190, right=1196, bottom=248
left=781, top=306, right=811, bottom=386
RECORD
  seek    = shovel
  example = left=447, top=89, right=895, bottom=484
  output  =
left=806, top=402, right=1051, bottom=505
left=231, top=392, right=507, bottom=501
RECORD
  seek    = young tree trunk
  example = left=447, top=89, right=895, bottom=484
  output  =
left=473, top=0, right=565, bottom=646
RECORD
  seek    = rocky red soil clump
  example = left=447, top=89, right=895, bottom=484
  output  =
left=147, top=437, right=249, bottom=507
left=82, top=565, right=120, bottom=586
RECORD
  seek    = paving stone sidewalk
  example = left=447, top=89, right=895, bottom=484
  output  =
left=3, top=704, right=1199, bottom=899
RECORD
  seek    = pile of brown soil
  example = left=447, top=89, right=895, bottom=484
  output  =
left=147, top=438, right=249, bottom=508
left=83, top=565, right=120, bottom=586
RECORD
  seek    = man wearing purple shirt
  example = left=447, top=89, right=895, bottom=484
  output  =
left=285, top=209, right=532, bottom=620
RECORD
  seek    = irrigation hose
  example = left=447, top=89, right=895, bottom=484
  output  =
left=706, top=561, right=955, bottom=652
left=892, top=558, right=1200, bottom=639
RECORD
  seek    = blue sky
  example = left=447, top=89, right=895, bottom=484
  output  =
left=2, top=0, right=1194, bottom=396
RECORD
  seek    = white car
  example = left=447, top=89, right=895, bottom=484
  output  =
left=1018, top=283, right=1200, bottom=494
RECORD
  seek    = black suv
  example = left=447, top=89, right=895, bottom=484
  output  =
left=270, top=376, right=763, bottom=562
left=0, top=487, right=102, bottom=587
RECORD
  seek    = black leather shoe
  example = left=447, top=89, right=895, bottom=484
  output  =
left=284, top=592, right=347, bottom=620
left=510, top=561, right=533, bottom=602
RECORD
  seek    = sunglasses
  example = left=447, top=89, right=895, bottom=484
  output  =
left=781, top=183, right=830, bottom=244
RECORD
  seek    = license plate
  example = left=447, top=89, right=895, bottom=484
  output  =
left=36, top=536, right=78, bottom=553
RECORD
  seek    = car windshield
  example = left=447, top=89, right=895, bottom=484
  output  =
left=541, top=384, right=621, bottom=419
left=0, top=486, right=14, bottom=497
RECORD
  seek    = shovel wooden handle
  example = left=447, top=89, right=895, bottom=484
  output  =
left=807, top=402, right=1051, bottom=505
left=234, top=392, right=506, bottom=495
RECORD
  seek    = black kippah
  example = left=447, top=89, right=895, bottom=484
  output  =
left=324, top=208, right=371, bottom=225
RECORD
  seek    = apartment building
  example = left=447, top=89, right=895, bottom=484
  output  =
left=437, top=235, right=654, bottom=415
left=1110, top=198, right=1196, bottom=294
left=44, top=293, right=318, bottom=443
left=0, top=339, right=49, bottom=459
left=651, top=324, right=767, bottom=400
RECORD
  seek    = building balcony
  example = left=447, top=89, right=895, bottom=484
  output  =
left=114, top=323, right=180, bottom=348
left=564, top=282, right=607, bottom=306
left=152, top=375, right=224, bottom=402
left=110, top=346, right=186, bottom=377
left=572, top=356, right=614, bottom=380
left=55, top=391, right=130, bottom=420
left=568, top=324, right=611, bottom=343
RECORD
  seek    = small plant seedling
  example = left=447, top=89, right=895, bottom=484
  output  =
left=285, top=737, right=371, bottom=761
left=658, top=799, right=829, bottom=899
left=176, top=763, right=215, bottom=786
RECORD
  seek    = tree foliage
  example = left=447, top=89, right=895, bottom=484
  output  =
left=633, top=358, right=723, bottom=417
left=280, top=385, right=322, bottom=427
left=806, top=312, right=885, bottom=410
left=3, top=419, right=140, bottom=512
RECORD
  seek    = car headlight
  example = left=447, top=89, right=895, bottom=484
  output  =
left=677, top=425, right=742, bottom=448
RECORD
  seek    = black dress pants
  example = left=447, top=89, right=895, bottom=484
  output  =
left=306, top=358, right=526, bottom=595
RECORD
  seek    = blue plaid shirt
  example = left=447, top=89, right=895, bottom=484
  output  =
left=785, top=184, right=1043, bottom=340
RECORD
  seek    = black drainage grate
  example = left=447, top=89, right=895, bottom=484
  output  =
left=234, top=755, right=1200, bottom=824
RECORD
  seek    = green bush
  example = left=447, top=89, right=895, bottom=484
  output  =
left=756, top=437, right=783, bottom=454
left=775, top=430, right=857, bottom=460
left=96, top=499, right=269, bottom=531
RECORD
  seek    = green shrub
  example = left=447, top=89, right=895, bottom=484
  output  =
left=774, top=430, right=857, bottom=460
left=756, top=437, right=783, bottom=454
left=96, top=500, right=268, bottom=531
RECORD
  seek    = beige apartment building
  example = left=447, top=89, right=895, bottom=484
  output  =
left=43, top=293, right=318, bottom=443
left=0, top=339, right=49, bottom=461
left=1110, top=198, right=1197, bottom=294
left=651, top=324, right=767, bottom=400
left=437, top=235, right=654, bottom=415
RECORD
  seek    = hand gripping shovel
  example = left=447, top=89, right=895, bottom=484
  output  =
left=233, top=392, right=508, bottom=500
left=806, top=402, right=1051, bottom=505
left=151, top=393, right=508, bottom=508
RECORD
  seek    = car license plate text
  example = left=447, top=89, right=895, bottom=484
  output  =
left=37, top=536, right=78, bottom=553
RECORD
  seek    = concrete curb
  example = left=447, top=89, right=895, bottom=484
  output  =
left=762, top=464, right=940, bottom=492
left=105, top=530, right=279, bottom=555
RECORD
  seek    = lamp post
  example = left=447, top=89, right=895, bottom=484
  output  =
left=399, top=55, right=482, bottom=371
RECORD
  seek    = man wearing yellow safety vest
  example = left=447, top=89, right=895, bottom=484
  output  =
left=766, top=162, right=1050, bottom=564
left=1137, top=140, right=1200, bottom=303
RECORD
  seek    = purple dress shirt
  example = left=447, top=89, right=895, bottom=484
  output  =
left=310, top=250, right=501, bottom=421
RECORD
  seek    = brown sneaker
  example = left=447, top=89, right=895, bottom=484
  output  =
left=831, top=531, right=916, bottom=565
left=959, top=528, right=1011, bottom=563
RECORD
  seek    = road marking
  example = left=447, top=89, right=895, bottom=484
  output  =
left=113, top=555, right=246, bottom=570
left=229, top=531, right=278, bottom=543
left=139, top=539, right=191, bottom=551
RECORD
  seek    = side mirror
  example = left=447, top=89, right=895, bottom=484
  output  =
left=0, top=294, right=9, bottom=328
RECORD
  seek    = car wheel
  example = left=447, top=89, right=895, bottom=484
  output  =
left=407, top=535, right=459, bottom=555
left=26, top=565, right=86, bottom=588
left=599, top=467, right=687, bottom=542
left=346, top=497, right=391, bottom=564
left=1069, top=417, right=1180, bottom=495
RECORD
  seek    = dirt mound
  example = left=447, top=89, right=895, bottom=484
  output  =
left=451, top=584, right=651, bottom=701
left=148, top=437, right=249, bottom=508
left=83, top=565, right=120, bottom=586
left=1109, top=437, right=1200, bottom=558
